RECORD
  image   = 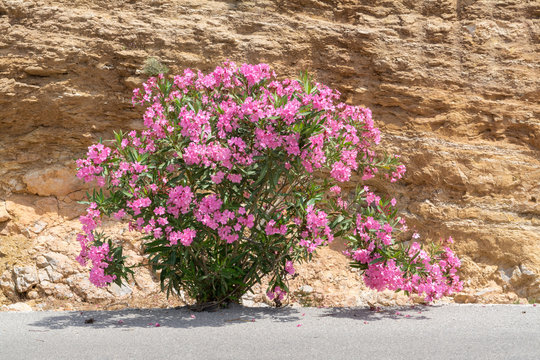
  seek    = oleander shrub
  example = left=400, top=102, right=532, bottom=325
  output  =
left=76, top=62, right=462, bottom=309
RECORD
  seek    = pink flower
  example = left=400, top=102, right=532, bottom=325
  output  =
left=268, top=286, right=286, bottom=301
left=87, top=143, right=111, bottom=165
left=265, top=220, right=287, bottom=236
left=352, top=249, right=370, bottom=263
left=154, top=206, right=166, bottom=215
left=211, top=171, right=225, bottom=184
left=285, top=261, right=295, bottom=275
left=364, top=217, right=381, bottom=231
left=361, top=167, right=375, bottom=181
left=227, top=173, right=242, bottom=183
left=133, top=197, right=151, bottom=208
left=330, top=161, right=351, bottom=182
left=337, top=197, right=348, bottom=209
left=113, top=209, right=126, bottom=220
left=168, top=228, right=197, bottom=246
left=365, top=192, right=380, bottom=206
left=167, top=185, right=193, bottom=216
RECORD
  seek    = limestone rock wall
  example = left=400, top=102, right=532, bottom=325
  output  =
left=1, top=0, right=539, bottom=309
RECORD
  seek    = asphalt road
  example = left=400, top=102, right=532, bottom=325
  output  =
left=1, top=304, right=539, bottom=359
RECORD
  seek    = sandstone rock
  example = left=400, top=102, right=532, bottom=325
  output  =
left=44, top=266, right=63, bottom=283
left=26, top=220, right=47, bottom=234
left=475, top=288, right=499, bottom=297
left=297, top=285, right=314, bottom=294
left=499, top=267, right=512, bottom=284
left=454, top=293, right=477, bottom=303
left=43, top=252, right=74, bottom=275
left=0, top=201, right=10, bottom=222
left=4, top=198, right=40, bottom=226
left=37, top=280, right=53, bottom=296
left=66, top=274, right=113, bottom=302
left=35, top=255, right=48, bottom=268
left=240, top=291, right=255, bottom=307
left=37, top=269, right=50, bottom=283
left=36, top=235, right=70, bottom=254
left=2, top=302, right=33, bottom=312
left=23, top=167, right=83, bottom=197
left=50, top=283, right=75, bottom=300
left=108, top=282, right=133, bottom=297
left=23, top=66, right=67, bottom=77
left=133, top=269, right=160, bottom=293
left=12, top=266, right=38, bottom=293
left=124, top=76, right=144, bottom=89
left=0, top=270, right=17, bottom=301
left=519, top=265, right=536, bottom=278
left=34, top=197, right=59, bottom=215
left=0, top=0, right=539, bottom=310
left=528, top=280, right=540, bottom=299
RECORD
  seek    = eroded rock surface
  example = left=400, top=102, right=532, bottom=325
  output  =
left=0, top=0, right=539, bottom=309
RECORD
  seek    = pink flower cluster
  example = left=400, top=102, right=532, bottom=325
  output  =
left=169, top=228, right=197, bottom=246
left=298, top=205, right=333, bottom=253
left=285, top=260, right=295, bottom=275
left=339, top=184, right=463, bottom=301
left=347, top=204, right=463, bottom=301
left=267, top=286, right=287, bottom=301
left=76, top=203, right=116, bottom=287
left=265, top=220, right=287, bottom=236
left=360, top=239, right=463, bottom=301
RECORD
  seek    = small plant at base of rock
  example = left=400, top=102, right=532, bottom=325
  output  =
left=294, top=285, right=321, bottom=307
left=142, top=57, right=169, bottom=76
left=75, top=62, right=463, bottom=309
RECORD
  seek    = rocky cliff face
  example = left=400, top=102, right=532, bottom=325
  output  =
left=1, top=0, right=539, bottom=310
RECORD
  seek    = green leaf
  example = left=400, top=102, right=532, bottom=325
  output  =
left=369, top=257, right=385, bottom=265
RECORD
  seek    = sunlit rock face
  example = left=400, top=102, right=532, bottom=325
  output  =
left=0, top=0, right=538, bottom=309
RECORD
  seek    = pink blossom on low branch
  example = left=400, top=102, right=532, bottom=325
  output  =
left=285, top=261, right=295, bottom=275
